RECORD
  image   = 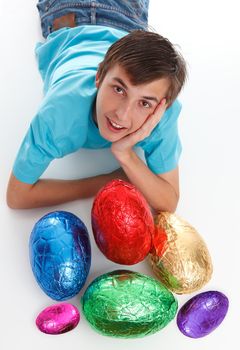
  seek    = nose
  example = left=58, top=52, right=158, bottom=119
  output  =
left=116, top=103, right=132, bottom=123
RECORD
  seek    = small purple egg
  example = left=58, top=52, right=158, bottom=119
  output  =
left=36, top=303, right=80, bottom=335
left=177, top=291, right=229, bottom=338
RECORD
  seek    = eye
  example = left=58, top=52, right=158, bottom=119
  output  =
left=113, top=85, right=124, bottom=94
left=141, top=100, right=151, bottom=109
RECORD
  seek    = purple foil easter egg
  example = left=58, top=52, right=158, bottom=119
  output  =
left=36, top=303, right=80, bottom=334
left=177, top=291, right=229, bottom=338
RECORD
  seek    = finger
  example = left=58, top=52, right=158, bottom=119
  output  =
left=153, top=98, right=167, bottom=115
left=132, top=98, right=167, bottom=140
left=146, top=105, right=166, bottom=127
left=146, top=98, right=167, bottom=123
left=135, top=118, right=156, bottom=139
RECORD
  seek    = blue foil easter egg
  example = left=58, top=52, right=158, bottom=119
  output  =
left=29, top=211, right=91, bottom=301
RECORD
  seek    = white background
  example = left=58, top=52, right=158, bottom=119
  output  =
left=0, top=1, right=239, bottom=349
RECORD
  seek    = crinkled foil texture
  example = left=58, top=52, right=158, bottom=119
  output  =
left=29, top=211, right=91, bottom=300
left=36, top=303, right=80, bottom=334
left=177, top=291, right=229, bottom=338
left=91, top=179, right=154, bottom=264
left=81, top=270, right=178, bottom=338
left=149, top=212, right=213, bottom=294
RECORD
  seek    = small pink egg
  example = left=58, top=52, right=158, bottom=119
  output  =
left=36, top=303, right=80, bottom=334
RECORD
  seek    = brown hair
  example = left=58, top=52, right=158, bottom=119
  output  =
left=97, top=30, right=187, bottom=107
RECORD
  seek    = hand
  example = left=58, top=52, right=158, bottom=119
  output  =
left=107, top=167, right=129, bottom=182
left=111, top=98, right=167, bottom=160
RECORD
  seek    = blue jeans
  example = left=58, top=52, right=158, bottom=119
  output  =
left=37, top=0, right=150, bottom=38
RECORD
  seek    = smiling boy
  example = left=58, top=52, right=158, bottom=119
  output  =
left=6, top=1, right=187, bottom=212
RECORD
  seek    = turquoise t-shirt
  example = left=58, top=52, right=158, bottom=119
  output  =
left=13, top=25, right=182, bottom=184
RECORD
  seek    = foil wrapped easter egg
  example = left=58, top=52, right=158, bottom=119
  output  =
left=36, top=303, right=80, bottom=334
left=91, top=179, right=154, bottom=264
left=29, top=211, right=91, bottom=300
left=149, top=212, right=213, bottom=294
left=81, top=270, right=178, bottom=338
left=177, top=291, right=229, bottom=338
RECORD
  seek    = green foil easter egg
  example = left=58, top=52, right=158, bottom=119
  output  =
left=81, top=270, right=178, bottom=338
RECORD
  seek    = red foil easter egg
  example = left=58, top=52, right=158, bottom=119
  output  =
left=91, top=179, right=154, bottom=264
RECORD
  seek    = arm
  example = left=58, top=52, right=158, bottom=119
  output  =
left=8, top=74, right=129, bottom=209
left=111, top=153, right=179, bottom=213
left=6, top=169, right=129, bottom=209
left=111, top=99, right=180, bottom=213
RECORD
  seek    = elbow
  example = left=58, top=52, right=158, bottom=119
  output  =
left=7, top=200, right=24, bottom=210
left=167, top=203, right=178, bottom=214
left=167, top=194, right=179, bottom=213
left=6, top=196, right=15, bottom=209
left=6, top=173, right=32, bottom=209
left=166, top=189, right=180, bottom=213
left=6, top=188, right=24, bottom=209
left=7, top=202, right=21, bottom=210
left=153, top=193, right=179, bottom=215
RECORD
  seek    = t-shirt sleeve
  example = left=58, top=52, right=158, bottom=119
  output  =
left=140, top=100, right=183, bottom=174
left=13, top=79, right=88, bottom=184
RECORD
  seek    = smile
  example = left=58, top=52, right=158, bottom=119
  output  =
left=106, top=117, right=127, bottom=132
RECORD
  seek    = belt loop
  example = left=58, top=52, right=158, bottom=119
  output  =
left=91, top=1, right=96, bottom=24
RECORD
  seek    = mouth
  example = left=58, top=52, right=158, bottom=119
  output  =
left=106, top=116, right=127, bottom=133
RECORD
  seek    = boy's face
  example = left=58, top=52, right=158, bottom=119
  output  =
left=93, top=64, right=170, bottom=142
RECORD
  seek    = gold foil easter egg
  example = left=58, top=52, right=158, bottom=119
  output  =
left=149, top=212, right=213, bottom=294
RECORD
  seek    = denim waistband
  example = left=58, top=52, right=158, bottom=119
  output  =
left=37, top=0, right=150, bottom=38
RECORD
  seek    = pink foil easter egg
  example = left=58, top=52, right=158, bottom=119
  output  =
left=36, top=303, right=80, bottom=334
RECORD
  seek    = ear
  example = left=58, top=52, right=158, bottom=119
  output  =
left=95, top=71, right=100, bottom=88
